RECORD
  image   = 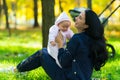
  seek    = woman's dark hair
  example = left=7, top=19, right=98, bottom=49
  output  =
left=85, top=9, right=108, bottom=71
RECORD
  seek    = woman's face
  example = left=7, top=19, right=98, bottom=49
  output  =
left=75, top=11, right=88, bottom=31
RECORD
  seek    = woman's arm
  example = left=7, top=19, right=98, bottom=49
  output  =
left=56, top=33, right=79, bottom=68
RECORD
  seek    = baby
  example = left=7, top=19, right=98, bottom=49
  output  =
left=47, top=12, right=74, bottom=67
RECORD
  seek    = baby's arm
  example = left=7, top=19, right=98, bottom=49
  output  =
left=48, top=26, right=58, bottom=46
left=66, top=29, right=74, bottom=40
left=50, top=30, right=63, bottom=46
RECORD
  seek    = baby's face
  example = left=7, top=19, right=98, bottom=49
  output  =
left=58, top=21, right=71, bottom=32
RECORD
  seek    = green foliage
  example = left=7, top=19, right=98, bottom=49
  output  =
left=0, top=26, right=120, bottom=80
left=105, top=25, right=120, bottom=32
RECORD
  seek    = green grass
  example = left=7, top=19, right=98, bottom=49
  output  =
left=0, top=26, right=120, bottom=80
left=0, top=28, right=51, bottom=80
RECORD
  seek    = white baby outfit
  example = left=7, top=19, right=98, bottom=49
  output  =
left=47, top=12, right=74, bottom=67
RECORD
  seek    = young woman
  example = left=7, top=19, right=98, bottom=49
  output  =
left=14, top=9, right=108, bottom=80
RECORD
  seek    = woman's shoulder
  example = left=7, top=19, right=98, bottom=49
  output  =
left=72, top=32, right=91, bottom=42
left=73, top=32, right=86, bottom=38
left=70, top=33, right=84, bottom=43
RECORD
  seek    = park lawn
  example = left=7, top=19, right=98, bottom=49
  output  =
left=0, top=27, right=120, bottom=80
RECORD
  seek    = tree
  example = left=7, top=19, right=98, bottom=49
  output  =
left=0, top=0, right=2, bottom=15
left=0, top=0, right=2, bottom=23
left=59, top=0, right=63, bottom=12
left=33, top=0, right=39, bottom=28
left=3, top=0, right=11, bottom=36
left=41, top=0, right=55, bottom=47
left=11, top=1, right=17, bottom=29
left=87, top=0, right=92, bottom=9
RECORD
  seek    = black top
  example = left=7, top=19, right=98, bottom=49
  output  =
left=58, top=32, right=93, bottom=80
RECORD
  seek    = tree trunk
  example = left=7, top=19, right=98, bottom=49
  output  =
left=87, top=0, right=92, bottom=9
left=0, top=0, right=2, bottom=22
left=11, top=1, right=17, bottom=29
left=33, top=0, right=39, bottom=28
left=59, top=0, right=63, bottom=12
left=3, top=0, right=11, bottom=36
left=41, top=0, right=55, bottom=47
left=0, top=0, right=2, bottom=15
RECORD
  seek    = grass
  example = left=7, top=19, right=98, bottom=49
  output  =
left=0, top=25, right=120, bottom=80
left=0, top=28, right=50, bottom=80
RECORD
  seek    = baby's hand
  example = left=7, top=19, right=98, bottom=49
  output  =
left=50, top=41, right=56, bottom=46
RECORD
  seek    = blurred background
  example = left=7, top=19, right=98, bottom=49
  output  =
left=0, top=0, right=120, bottom=28
left=0, top=0, right=120, bottom=80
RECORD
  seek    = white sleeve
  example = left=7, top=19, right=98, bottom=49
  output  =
left=69, top=29, right=74, bottom=37
left=66, top=29, right=74, bottom=39
left=48, top=26, right=58, bottom=42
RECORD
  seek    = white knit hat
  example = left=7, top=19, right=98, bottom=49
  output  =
left=55, top=12, right=71, bottom=25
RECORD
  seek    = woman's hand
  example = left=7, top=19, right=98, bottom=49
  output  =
left=55, top=31, right=63, bottom=48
